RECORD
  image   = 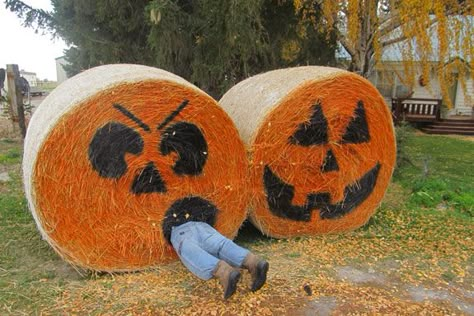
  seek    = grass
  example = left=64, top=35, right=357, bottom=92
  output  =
left=0, top=133, right=473, bottom=315
left=0, top=152, right=75, bottom=314
left=394, top=133, right=474, bottom=216
left=0, top=139, right=22, bottom=165
left=0, top=149, right=21, bottom=165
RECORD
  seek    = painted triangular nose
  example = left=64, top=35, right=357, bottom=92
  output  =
left=131, top=162, right=167, bottom=194
left=321, top=149, right=339, bottom=173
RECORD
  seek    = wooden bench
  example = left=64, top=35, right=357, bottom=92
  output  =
left=391, top=98, right=441, bottom=124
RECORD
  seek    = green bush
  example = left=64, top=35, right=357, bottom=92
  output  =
left=409, top=178, right=447, bottom=208
left=408, top=177, right=473, bottom=216
left=451, top=193, right=474, bottom=217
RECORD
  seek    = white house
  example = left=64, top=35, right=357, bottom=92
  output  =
left=20, top=70, right=38, bottom=87
left=365, top=16, right=473, bottom=117
left=2, top=68, right=38, bottom=94
left=369, top=61, right=473, bottom=117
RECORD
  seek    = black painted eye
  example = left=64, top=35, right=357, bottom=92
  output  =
left=341, top=101, right=370, bottom=144
left=160, top=122, right=208, bottom=176
left=289, top=102, right=328, bottom=146
left=89, top=122, right=144, bottom=178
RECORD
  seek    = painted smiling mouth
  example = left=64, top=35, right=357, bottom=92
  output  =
left=263, top=163, right=381, bottom=221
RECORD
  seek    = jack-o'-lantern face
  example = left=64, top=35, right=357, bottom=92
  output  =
left=264, top=100, right=380, bottom=221
left=33, top=80, right=247, bottom=270
left=87, top=100, right=217, bottom=241
left=251, top=75, right=396, bottom=236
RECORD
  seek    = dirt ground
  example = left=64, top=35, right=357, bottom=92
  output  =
left=0, top=95, right=45, bottom=138
left=0, top=117, right=20, bottom=139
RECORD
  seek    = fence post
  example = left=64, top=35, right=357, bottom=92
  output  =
left=435, top=99, right=441, bottom=121
left=6, top=64, right=27, bottom=138
left=0, top=68, right=5, bottom=97
left=392, top=98, right=401, bottom=125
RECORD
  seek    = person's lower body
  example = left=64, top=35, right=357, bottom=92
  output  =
left=170, top=221, right=269, bottom=298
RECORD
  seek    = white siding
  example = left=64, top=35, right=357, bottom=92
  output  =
left=410, top=76, right=442, bottom=99
left=453, top=76, right=473, bottom=115
left=366, top=62, right=472, bottom=116
left=20, top=71, right=38, bottom=87
left=55, top=57, right=69, bottom=84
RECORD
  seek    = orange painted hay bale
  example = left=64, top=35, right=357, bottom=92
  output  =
left=23, top=64, right=249, bottom=271
left=220, top=66, right=396, bottom=238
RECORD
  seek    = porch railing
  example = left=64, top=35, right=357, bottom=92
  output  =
left=391, top=98, right=442, bottom=123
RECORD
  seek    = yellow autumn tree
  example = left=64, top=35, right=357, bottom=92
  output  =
left=294, top=0, right=473, bottom=108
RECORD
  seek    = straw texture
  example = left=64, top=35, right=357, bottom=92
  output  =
left=220, top=66, right=396, bottom=238
left=23, top=65, right=249, bottom=271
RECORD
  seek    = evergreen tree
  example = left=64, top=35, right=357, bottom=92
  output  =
left=5, top=0, right=153, bottom=76
left=147, top=0, right=271, bottom=96
left=54, top=0, right=153, bottom=75
left=262, top=0, right=337, bottom=68
left=5, top=0, right=337, bottom=96
left=147, top=0, right=337, bottom=96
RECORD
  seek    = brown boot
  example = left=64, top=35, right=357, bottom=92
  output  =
left=213, top=260, right=241, bottom=299
left=242, top=252, right=269, bottom=292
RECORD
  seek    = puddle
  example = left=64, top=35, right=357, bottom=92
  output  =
left=304, top=296, right=338, bottom=316
left=408, top=286, right=451, bottom=301
left=407, top=286, right=474, bottom=314
left=336, top=266, right=388, bottom=285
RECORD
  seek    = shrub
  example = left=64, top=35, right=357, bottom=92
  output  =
left=394, top=121, right=414, bottom=173
left=408, top=177, right=473, bottom=217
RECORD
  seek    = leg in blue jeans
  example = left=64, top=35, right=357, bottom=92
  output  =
left=197, top=223, right=249, bottom=267
left=170, top=223, right=219, bottom=280
left=170, top=222, right=249, bottom=279
left=170, top=221, right=268, bottom=298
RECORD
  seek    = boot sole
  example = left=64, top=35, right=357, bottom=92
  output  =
left=251, top=261, right=269, bottom=292
left=224, top=270, right=241, bottom=299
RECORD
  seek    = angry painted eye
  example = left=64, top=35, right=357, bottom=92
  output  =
left=160, top=122, right=208, bottom=176
left=88, top=122, right=144, bottom=178
left=341, top=101, right=370, bottom=144
left=289, top=101, right=328, bottom=146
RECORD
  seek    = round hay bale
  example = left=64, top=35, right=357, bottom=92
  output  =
left=220, top=66, right=396, bottom=238
left=23, top=64, right=249, bottom=271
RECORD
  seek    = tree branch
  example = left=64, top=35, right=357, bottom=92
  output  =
left=381, top=35, right=407, bottom=47
left=339, top=36, right=355, bottom=58
left=378, top=16, right=402, bottom=38
left=4, top=0, right=56, bottom=35
left=381, top=16, right=439, bottom=47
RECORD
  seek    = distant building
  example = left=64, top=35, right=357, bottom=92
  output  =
left=55, top=56, right=69, bottom=84
left=370, top=18, right=473, bottom=117
left=20, top=70, right=38, bottom=87
left=369, top=61, right=473, bottom=117
left=337, top=17, right=473, bottom=117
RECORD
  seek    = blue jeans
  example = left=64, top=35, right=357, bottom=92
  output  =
left=170, top=221, right=249, bottom=280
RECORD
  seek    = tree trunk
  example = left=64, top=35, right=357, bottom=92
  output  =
left=347, top=0, right=377, bottom=79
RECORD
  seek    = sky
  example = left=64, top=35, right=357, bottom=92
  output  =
left=0, top=0, right=68, bottom=81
